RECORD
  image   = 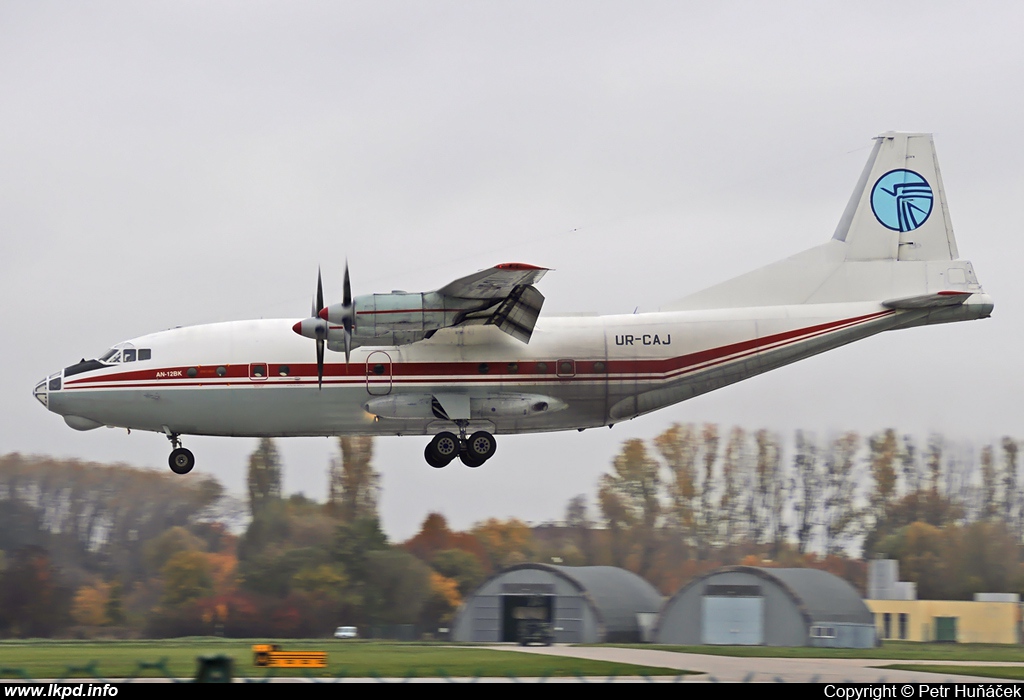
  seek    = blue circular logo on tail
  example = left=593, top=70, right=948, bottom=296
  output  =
left=871, top=169, right=934, bottom=232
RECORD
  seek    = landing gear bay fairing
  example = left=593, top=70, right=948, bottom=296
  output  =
left=35, top=133, right=992, bottom=474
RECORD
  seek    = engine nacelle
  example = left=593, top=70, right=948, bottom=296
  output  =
left=323, top=292, right=487, bottom=346
left=364, top=393, right=567, bottom=420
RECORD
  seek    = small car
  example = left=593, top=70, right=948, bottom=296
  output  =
left=334, top=626, right=358, bottom=639
left=517, top=620, right=554, bottom=646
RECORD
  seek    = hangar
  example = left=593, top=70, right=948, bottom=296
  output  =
left=450, top=563, right=663, bottom=643
left=654, top=566, right=876, bottom=648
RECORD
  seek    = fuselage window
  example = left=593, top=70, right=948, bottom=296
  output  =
left=278, top=365, right=290, bottom=377
left=536, top=362, right=548, bottom=373
left=123, top=349, right=137, bottom=363
left=138, top=349, right=152, bottom=361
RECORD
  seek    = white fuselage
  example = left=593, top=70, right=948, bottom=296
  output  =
left=37, top=296, right=992, bottom=440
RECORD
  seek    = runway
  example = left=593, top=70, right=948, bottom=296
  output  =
left=491, top=645, right=1024, bottom=683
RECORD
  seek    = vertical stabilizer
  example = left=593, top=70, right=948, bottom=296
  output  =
left=834, top=132, right=958, bottom=262
left=665, top=132, right=986, bottom=311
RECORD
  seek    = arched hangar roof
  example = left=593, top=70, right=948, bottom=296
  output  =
left=664, top=566, right=872, bottom=625
left=491, top=563, right=663, bottom=636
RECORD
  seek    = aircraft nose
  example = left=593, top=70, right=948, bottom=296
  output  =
left=33, top=372, right=61, bottom=409
left=34, top=377, right=48, bottom=408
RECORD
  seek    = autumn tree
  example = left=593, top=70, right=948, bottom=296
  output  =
left=0, top=546, right=72, bottom=637
left=431, top=549, right=485, bottom=597
left=820, top=432, right=862, bottom=555
left=362, top=549, right=432, bottom=624
left=0, top=453, right=224, bottom=586
left=71, top=581, right=112, bottom=627
left=791, top=430, right=821, bottom=554
left=981, top=444, right=997, bottom=520
left=471, top=518, right=536, bottom=572
left=247, top=438, right=282, bottom=519
left=160, top=550, right=215, bottom=607
left=1002, top=438, right=1021, bottom=539
left=419, top=571, right=462, bottom=631
left=598, top=439, right=662, bottom=573
left=328, top=436, right=380, bottom=523
left=718, top=427, right=747, bottom=549
left=654, top=424, right=698, bottom=549
left=564, top=494, right=598, bottom=565
left=404, top=513, right=455, bottom=563
left=867, top=429, right=899, bottom=524
left=753, top=429, right=785, bottom=556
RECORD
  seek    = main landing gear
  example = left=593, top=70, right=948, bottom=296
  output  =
left=424, top=423, right=497, bottom=469
left=165, top=430, right=195, bottom=475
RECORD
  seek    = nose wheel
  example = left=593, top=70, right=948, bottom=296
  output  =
left=425, top=428, right=497, bottom=468
left=169, top=447, right=196, bottom=475
left=164, top=430, right=196, bottom=475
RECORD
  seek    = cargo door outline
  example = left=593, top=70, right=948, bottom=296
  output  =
left=366, top=351, right=392, bottom=395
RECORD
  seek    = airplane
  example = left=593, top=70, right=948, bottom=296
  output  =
left=34, top=132, right=993, bottom=474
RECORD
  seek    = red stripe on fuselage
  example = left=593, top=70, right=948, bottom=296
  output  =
left=62, top=310, right=893, bottom=390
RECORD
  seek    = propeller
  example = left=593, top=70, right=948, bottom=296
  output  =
left=341, top=261, right=353, bottom=363
left=314, top=268, right=325, bottom=388
left=291, top=268, right=328, bottom=389
left=319, top=260, right=355, bottom=364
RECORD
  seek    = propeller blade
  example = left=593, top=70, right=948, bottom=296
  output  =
left=342, top=261, right=353, bottom=364
left=314, top=268, right=326, bottom=389
left=316, top=338, right=325, bottom=390
left=343, top=261, right=351, bottom=307
left=316, top=267, right=324, bottom=316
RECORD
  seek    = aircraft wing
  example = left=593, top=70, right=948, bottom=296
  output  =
left=436, top=263, right=548, bottom=299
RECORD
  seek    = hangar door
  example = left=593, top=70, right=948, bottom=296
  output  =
left=701, top=584, right=764, bottom=645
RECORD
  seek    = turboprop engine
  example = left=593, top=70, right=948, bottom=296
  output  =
left=320, top=291, right=488, bottom=347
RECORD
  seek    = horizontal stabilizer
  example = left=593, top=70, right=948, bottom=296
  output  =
left=882, top=291, right=972, bottom=309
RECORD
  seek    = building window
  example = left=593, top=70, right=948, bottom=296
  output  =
left=883, top=612, right=892, bottom=639
left=899, top=613, right=908, bottom=640
left=810, top=626, right=836, bottom=639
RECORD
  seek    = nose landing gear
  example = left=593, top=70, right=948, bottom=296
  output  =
left=164, top=429, right=195, bottom=475
left=425, top=424, right=497, bottom=469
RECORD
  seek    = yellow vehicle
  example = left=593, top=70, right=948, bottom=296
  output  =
left=252, top=644, right=327, bottom=669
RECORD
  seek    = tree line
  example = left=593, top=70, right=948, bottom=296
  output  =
left=1, top=423, right=1022, bottom=637
left=562, top=424, right=1024, bottom=598
left=0, top=442, right=543, bottom=637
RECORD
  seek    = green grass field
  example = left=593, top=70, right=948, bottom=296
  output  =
left=880, top=664, right=1024, bottom=681
left=0, top=639, right=687, bottom=680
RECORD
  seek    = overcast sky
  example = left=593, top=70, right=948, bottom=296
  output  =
left=2, top=2, right=1022, bottom=541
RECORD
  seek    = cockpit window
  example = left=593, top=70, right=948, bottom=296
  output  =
left=96, top=346, right=150, bottom=365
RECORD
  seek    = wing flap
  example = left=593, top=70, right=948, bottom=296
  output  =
left=485, top=284, right=545, bottom=343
